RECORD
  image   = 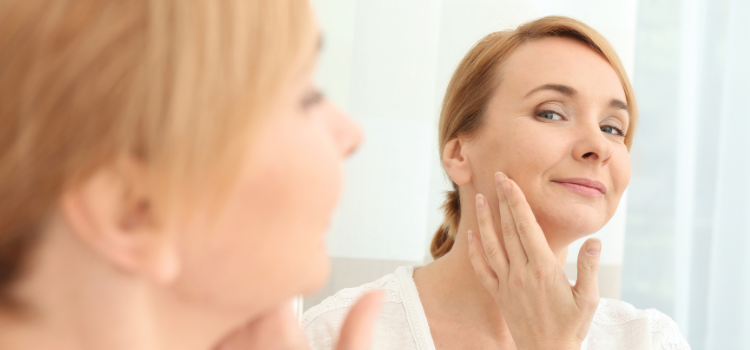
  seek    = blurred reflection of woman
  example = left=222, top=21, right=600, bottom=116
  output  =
left=0, top=1, right=381, bottom=349
left=304, top=16, right=690, bottom=350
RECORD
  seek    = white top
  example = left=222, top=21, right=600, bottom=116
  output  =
left=302, top=266, right=690, bottom=350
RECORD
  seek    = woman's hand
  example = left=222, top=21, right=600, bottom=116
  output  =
left=467, top=172, right=601, bottom=350
left=215, top=291, right=383, bottom=350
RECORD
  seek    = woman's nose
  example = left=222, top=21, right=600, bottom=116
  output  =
left=572, top=125, right=614, bottom=165
left=327, top=100, right=363, bottom=158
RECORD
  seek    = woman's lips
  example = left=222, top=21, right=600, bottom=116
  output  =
left=552, top=178, right=607, bottom=198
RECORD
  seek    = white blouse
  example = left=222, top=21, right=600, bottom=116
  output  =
left=303, top=266, right=690, bottom=350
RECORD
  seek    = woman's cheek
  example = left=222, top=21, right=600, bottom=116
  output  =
left=606, top=148, right=631, bottom=215
left=289, top=131, right=342, bottom=288
left=618, top=148, right=632, bottom=188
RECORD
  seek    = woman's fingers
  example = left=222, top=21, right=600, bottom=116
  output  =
left=468, top=229, right=501, bottom=291
left=573, top=238, right=601, bottom=309
left=474, top=194, right=509, bottom=275
left=335, top=290, right=384, bottom=350
left=494, top=173, right=528, bottom=266
left=498, top=173, right=557, bottom=265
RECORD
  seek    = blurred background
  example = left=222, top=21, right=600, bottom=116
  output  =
left=305, top=0, right=750, bottom=349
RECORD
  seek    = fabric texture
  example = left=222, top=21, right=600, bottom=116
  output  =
left=303, top=266, right=690, bottom=350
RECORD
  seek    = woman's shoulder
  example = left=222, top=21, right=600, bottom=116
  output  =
left=587, top=298, right=690, bottom=350
left=302, top=266, right=417, bottom=350
left=301, top=267, right=406, bottom=328
left=593, top=298, right=677, bottom=327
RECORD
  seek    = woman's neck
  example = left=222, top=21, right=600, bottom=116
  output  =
left=0, top=220, right=240, bottom=350
left=413, top=214, right=569, bottom=348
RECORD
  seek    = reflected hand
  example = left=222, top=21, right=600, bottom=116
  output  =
left=467, top=172, right=601, bottom=350
left=215, top=291, right=383, bottom=350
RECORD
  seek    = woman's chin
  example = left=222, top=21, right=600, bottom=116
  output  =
left=299, top=253, right=331, bottom=296
left=537, top=207, right=608, bottom=238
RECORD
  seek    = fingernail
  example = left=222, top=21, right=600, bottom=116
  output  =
left=468, top=230, right=473, bottom=243
left=502, top=179, right=512, bottom=195
left=475, top=194, right=485, bottom=210
left=587, top=240, right=601, bottom=256
left=495, top=172, right=503, bottom=189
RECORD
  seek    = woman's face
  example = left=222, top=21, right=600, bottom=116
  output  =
left=170, top=48, right=362, bottom=315
left=465, top=36, right=631, bottom=248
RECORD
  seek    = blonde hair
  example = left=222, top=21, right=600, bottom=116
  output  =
left=0, top=0, right=316, bottom=307
left=430, top=16, right=639, bottom=259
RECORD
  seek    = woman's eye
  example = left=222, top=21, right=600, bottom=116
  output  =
left=301, top=90, right=324, bottom=110
left=538, top=110, right=563, bottom=121
left=601, top=125, right=625, bottom=137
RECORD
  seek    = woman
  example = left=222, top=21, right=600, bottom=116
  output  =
left=303, top=16, right=690, bottom=350
left=0, top=1, right=380, bottom=349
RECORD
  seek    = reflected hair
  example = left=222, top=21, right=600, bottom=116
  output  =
left=0, top=0, right=316, bottom=309
left=430, top=16, right=639, bottom=259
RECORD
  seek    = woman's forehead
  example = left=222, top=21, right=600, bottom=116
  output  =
left=498, top=37, right=627, bottom=103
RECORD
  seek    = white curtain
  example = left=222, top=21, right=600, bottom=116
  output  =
left=623, top=0, right=750, bottom=348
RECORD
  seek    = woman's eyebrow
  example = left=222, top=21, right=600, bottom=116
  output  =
left=610, top=99, right=629, bottom=113
left=524, top=84, right=577, bottom=98
left=525, top=84, right=630, bottom=114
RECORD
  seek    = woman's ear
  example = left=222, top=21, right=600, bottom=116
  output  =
left=58, top=158, right=180, bottom=284
left=442, top=138, right=473, bottom=186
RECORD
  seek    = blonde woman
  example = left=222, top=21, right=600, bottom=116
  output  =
left=0, top=1, right=381, bottom=349
left=303, top=17, right=690, bottom=350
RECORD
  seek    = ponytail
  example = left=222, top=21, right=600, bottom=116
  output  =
left=430, top=185, right=461, bottom=259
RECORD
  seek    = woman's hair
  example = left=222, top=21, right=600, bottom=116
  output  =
left=430, top=16, right=639, bottom=259
left=0, top=0, right=315, bottom=308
